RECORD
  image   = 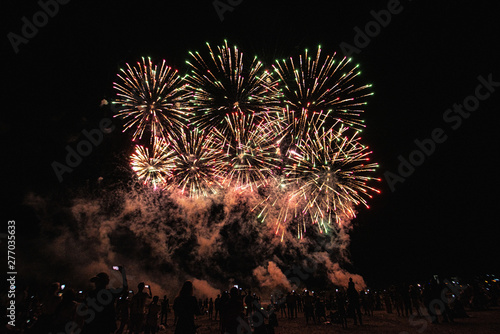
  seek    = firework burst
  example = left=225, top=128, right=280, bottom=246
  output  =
left=113, top=57, right=188, bottom=141
left=251, top=176, right=304, bottom=241
left=167, top=127, right=225, bottom=198
left=212, top=112, right=283, bottom=191
left=130, top=138, right=174, bottom=190
left=117, top=43, right=380, bottom=242
left=185, top=40, right=282, bottom=138
left=283, top=124, right=380, bottom=234
left=273, top=46, right=373, bottom=146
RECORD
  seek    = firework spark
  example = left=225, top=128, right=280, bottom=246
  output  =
left=118, top=44, right=380, bottom=242
left=252, top=176, right=304, bottom=242
left=185, top=40, right=281, bottom=138
left=130, top=138, right=174, bottom=190
left=273, top=46, right=373, bottom=146
left=212, top=112, right=283, bottom=191
left=167, top=127, right=225, bottom=198
left=284, top=124, right=380, bottom=234
left=113, top=57, right=188, bottom=142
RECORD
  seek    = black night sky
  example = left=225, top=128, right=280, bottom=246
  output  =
left=3, top=0, right=500, bottom=288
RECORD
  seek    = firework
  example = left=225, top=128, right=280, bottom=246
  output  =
left=119, top=45, right=380, bottom=242
left=167, top=127, right=225, bottom=198
left=273, top=46, right=373, bottom=146
left=212, top=112, right=283, bottom=191
left=130, top=138, right=174, bottom=190
left=185, top=40, right=282, bottom=138
left=252, top=176, right=304, bottom=241
left=284, top=124, right=380, bottom=234
left=113, top=57, right=188, bottom=141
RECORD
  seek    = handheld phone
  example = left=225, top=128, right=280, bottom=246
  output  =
left=61, top=284, right=66, bottom=290
left=112, top=266, right=120, bottom=271
left=145, top=285, right=150, bottom=288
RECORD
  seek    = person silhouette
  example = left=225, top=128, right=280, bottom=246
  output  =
left=296, top=293, right=303, bottom=313
left=315, top=297, right=327, bottom=322
left=115, top=290, right=130, bottom=334
left=208, top=297, right=214, bottom=320
left=173, top=281, right=200, bottom=334
left=400, top=283, right=411, bottom=317
left=348, top=278, right=355, bottom=290
left=221, top=287, right=244, bottom=334
left=286, top=292, right=292, bottom=318
left=198, top=298, right=204, bottom=314
left=303, top=290, right=315, bottom=325
left=252, top=306, right=268, bottom=334
left=35, top=282, right=62, bottom=332
left=290, top=291, right=298, bottom=318
left=160, top=295, right=169, bottom=326
left=409, top=285, right=421, bottom=315
left=334, top=289, right=348, bottom=329
left=145, top=296, right=161, bottom=334
left=346, top=279, right=362, bottom=325
left=279, top=294, right=286, bottom=318
left=214, top=294, right=221, bottom=321
left=83, top=271, right=127, bottom=334
left=384, top=290, right=392, bottom=314
left=267, top=304, right=278, bottom=334
left=365, top=289, right=374, bottom=316
left=130, top=282, right=152, bottom=334
left=245, top=290, right=253, bottom=316
left=52, top=288, right=83, bottom=333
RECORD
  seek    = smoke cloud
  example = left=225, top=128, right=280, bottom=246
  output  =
left=22, top=180, right=366, bottom=298
left=253, top=261, right=292, bottom=291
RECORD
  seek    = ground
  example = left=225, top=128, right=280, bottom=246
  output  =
left=157, top=307, right=500, bottom=334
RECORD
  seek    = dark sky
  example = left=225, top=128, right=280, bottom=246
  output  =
left=3, top=0, right=499, bottom=287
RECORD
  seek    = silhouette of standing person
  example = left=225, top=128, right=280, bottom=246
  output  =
left=173, top=281, right=200, bottom=334
left=267, top=304, right=278, bottom=334
left=279, top=294, right=286, bottom=318
left=214, top=294, right=221, bottom=321
left=52, top=289, right=83, bottom=333
left=348, top=278, right=355, bottom=290
left=221, top=287, right=244, bottom=334
left=384, top=290, right=392, bottom=314
left=335, top=289, right=348, bottom=329
left=296, top=293, right=302, bottom=313
left=130, top=282, right=152, bottom=334
left=400, top=283, right=411, bottom=317
left=83, top=271, right=127, bottom=334
left=366, top=290, right=375, bottom=316
left=346, top=278, right=362, bottom=325
left=35, top=282, right=62, bottom=332
left=245, top=291, right=254, bottom=316
left=208, top=297, right=214, bottom=320
left=252, top=306, right=268, bottom=334
left=160, top=295, right=169, bottom=326
left=409, top=285, right=421, bottom=315
left=116, top=290, right=130, bottom=334
left=286, top=292, right=292, bottom=318
left=145, top=296, right=161, bottom=334
left=315, top=297, right=327, bottom=322
left=303, top=290, right=316, bottom=325
left=290, top=291, right=298, bottom=318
